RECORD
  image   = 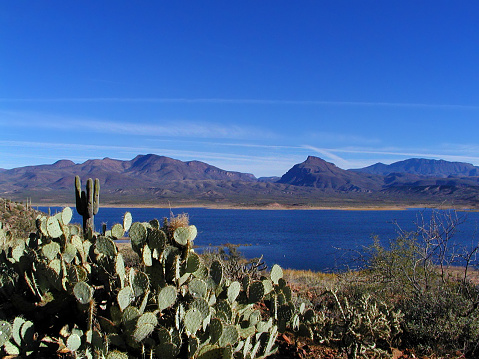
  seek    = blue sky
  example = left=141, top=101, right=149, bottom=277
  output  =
left=2, top=1, right=479, bottom=177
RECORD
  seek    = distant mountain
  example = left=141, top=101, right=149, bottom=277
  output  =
left=2, top=154, right=479, bottom=207
left=351, top=158, right=479, bottom=178
left=277, top=156, right=382, bottom=192
left=258, top=176, right=281, bottom=183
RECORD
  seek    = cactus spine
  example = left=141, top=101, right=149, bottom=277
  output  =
left=75, top=176, right=100, bottom=233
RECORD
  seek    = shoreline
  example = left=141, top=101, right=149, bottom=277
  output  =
left=31, top=202, right=474, bottom=211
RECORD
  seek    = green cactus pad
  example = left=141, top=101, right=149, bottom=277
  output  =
left=130, top=270, right=149, bottom=297
left=106, top=351, right=129, bottom=359
left=209, top=318, right=223, bottom=344
left=216, top=300, right=233, bottom=323
left=111, top=223, right=124, bottom=239
left=262, top=279, right=274, bottom=295
left=137, top=312, right=158, bottom=327
left=62, top=243, right=77, bottom=264
left=248, top=281, right=265, bottom=303
left=122, top=306, right=141, bottom=328
left=158, top=285, right=177, bottom=311
left=184, top=308, right=203, bottom=335
left=47, top=216, right=63, bottom=238
left=210, top=260, right=223, bottom=287
left=189, top=278, right=207, bottom=298
left=185, top=252, right=201, bottom=273
left=148, top=228, right=167, bottom=256
left=12, top=317, right=25, bottom=347
left=115, top=253, right=126, bottom=287
left=197, top=345, right=223, bottom=359
left=173, top=225, right=197, bottom=246
left=42, top=241, right=60, bottom=261
left=66, top=333, right=82, bottom=351
left=38, top=216, right=49, bottom=237
left=11, top=241, right=25, bottom=262
left=96, top=236, right=118, bottom=257
left=133, top=323, right=155, bottom=342
left=129, top=222, right=147, bottom=253
left=191, top=298, right=210, bottom=320
left=256, top=318, right=273, bottom=333
left=118, top=286, right=135, bottom=311
left=142, top=244, right=152, bottom=266
left=218, top=325, right=239, bottom=347
left=227, top=281, right=241, bottom=303
left=61, top=207, right=73, bottom=225
left=249, top=310, right=262, bottom=326
left=149, top=218, right=160, bottom=229
left=4, top=341, right=20, bottom=355
left=123, top=212, right=132, bottom=232
left=0, top=321, right=12, bottom=346
left=270, top=264, right=283, bottom=285
left=74, top=281, right=94, bottom=305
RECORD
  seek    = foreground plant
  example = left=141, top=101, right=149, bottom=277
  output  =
left=0, top=178, right=311, bottom=358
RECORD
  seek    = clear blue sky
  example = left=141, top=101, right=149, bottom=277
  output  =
left=2, top=1, right=479, bottom=177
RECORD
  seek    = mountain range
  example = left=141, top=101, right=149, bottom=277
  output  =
left=1, top=154, right=479, bottom=208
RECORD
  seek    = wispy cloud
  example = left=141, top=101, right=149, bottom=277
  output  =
left=0, top=110, right=275, bottom=140
left=1, top=97, right=479, bottom=109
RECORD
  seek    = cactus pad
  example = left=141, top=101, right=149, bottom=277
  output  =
left=184, top=308, right=203, bottom=335
left=67, top=333, right=82, bottom=351
left=227, top=281, right=241, bottom=303
left=248, top=281, right=265, bottom=303
left=129, top=222, right=147, bottom=253
left=158, top=285, right=177, bottom=311
left=209, top=318, right=223, bottom=344
left=133, top=323, right=155, bottom=342
left=61, top=207, right=73, bottom=225
left=270, top=264, right=283, bottom=285
left=218, top=324, right=239, bottom=347
left=42, top=241, right=60, bottom=261
left=123, top=212, right=132, bottom=232
left=118, top=286, right=135, bottom=311
left=189, top=278, right=207, bottom=298
left=107, top=351, right=129, bottom=359
left=197, top=345, right=223, bottom=359
left=111, top=223, right=124, bottom=239
left=173, top=225, right=197, bottom=246
left=185, top=252, right=200, bottom=273
left=47, top=216, right=63, bottom=238
left=96, top=236, right=118, bottom=257
left=210, top=260, right=223, bottom=287
left=0, top=321, right=12, bottom=346
left=155, top=342, right=180, bottom=359
left=74, top=281, right=94, bottom=305
left=131, top=270, right=149, bottom=297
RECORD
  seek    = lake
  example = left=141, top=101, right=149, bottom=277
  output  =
left=38, top=207, right=479, bottom=272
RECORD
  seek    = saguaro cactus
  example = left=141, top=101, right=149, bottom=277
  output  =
left=75, top=175, right=100, bottom=233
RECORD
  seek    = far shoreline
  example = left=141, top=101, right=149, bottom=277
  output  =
left=31, top=202, right=476, bottom=211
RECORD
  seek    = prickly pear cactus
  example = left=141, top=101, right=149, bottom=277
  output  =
left=0, top=183, right=318, bottom=358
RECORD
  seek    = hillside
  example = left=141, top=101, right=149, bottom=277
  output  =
left=2, top=154, right=479, bottom=208
left=351, top=158, right=479, bottom=177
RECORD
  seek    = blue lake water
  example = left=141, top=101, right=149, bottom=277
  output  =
left=38, top=207, right=479, bottom=272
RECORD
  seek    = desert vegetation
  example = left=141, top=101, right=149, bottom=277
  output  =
left=1, top=178, right=479, bottom=358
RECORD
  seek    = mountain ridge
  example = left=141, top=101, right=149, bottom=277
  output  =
left=2, top=154, right=479, bottom=207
